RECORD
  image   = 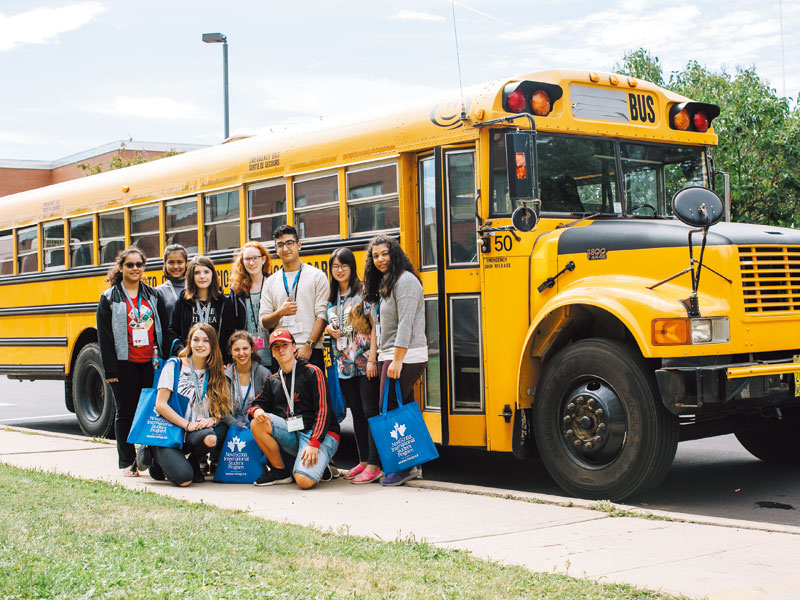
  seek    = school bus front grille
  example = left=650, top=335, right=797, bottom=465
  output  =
left=739, top=246, right=800, bottom=313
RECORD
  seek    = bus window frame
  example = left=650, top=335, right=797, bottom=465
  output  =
left=418, top=154, right=437, bottom=271
left=128, top=202, right=161, bottom=261
left=292, top=171, right=340, bottom=241
left=345, top=160, right=400, bottom=237
left=246, top=178, right=287, bottom=247
left=98, top=209, right=125, bottom=265
left=448, top=293, right=485, bottom=414
left=68, top=216, right=95, bottom=269
left=0, top=229, right=15, bottom=276
left=203, top=188, right=241, bottom=253
left=16, top=224, right=39, bottom=274
left=165, top=196, right=199, bottom=256
left=444, top=148, right=478, bottom=268
left=42, top=219, right=66, bottom=272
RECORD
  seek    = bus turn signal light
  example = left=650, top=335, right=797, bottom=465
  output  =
left=652, top=318, right=690, bottom=345
left=531, top=90, right=551, bottom=116
left=669, top=101, right=720, bottom=133
left=693, top=111, right=709, bottom=132
left=502, top=80, right=563, bottom=116
left=515, top=152, right=527, bottom=180
left=507, top=89, right=526, bottom=113
left=673, top=109, right=690, bottom=131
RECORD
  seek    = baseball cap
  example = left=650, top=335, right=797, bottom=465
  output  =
left=269, top=329, right=295, bottom=347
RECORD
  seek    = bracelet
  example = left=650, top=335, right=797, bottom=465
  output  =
left=367, top=360, right=377, bottom=364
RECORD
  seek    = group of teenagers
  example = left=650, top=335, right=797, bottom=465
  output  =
left=96, top=224, right=428, bottom=489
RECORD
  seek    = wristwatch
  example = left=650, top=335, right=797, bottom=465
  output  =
left=305, top=339, right=314, bottom=346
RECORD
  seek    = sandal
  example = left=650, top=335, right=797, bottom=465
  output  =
left=351, top=468, right=383, bottom=484
left=120, top=466, right=139, bottom=478
left=342, top=463, right=366, bottom=480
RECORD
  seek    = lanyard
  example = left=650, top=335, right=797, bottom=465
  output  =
left=278, top=363, right=297, bottom=416
left=375, top=298, right=382, bottom=322
left=195, top=299, right=211, bottom=324
left=234, top=366, right=253, bottom=410
left=281, top=265, right=302, bottom=301
left=122, top=285, right=142, bottom=324
left=248, top=277, right=264, bottom=330
left=337, top=291, right=347, bottom=333
left=189, top=366, right=208, bottom=409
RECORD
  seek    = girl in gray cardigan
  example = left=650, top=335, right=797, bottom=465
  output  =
left=224, top=331, right=271, bottom=428
left=363, top=235, right=428, bottom=486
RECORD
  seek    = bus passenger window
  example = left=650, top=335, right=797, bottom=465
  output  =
left=166, top=198, right=198, bottom=255
left=0, top=231, right=13, bottom=275
left=346, top=163, right=399, bottom=236
left=17, top=226, right=39, bottom=273
left=130, top=204, right=159, bottom=260
left=537, top=135, right=618, bottom=215
left=204, top=190, right=240, bottom=252
left=99, top=211, right=124, bottom=264
left=490, top=132, right=512, bottom=217
left=419, top=157, right=437, bottom=268
left=43, top=220, right=65, bottom=270
left=247, top=182, right=286, bottom=243
left=69, top=217, right=94, bottom=267
left=446, top=151, right=477, bottom=265
left=294, top=174, right=339, bottom=239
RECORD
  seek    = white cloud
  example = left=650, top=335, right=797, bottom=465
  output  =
left=500, top=24, right=563, bottom=41
left=95, top=96, right=209, bottom=120
left=0, top=2, right=105, bottom=51
left=390, top=10, right=445, bottom=22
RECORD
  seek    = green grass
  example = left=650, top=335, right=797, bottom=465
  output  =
left=0, top=465, right=684, bottom=599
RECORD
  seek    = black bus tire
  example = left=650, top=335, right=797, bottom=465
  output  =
left=533, top=338, right=678, bottom=502
left=735, top=408, right=800, bottom=465
left=72, top=343, right=115, bottom=438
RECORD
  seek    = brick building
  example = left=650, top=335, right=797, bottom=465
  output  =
left=0, top=140, right=208, bottom=197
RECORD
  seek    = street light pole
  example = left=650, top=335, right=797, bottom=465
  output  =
left=202, top=32, right=229, bottom=140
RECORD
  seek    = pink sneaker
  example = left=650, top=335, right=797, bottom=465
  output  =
left=342, top=463, right=366, bottom=480
left=351, top=468, right=383, bottom=484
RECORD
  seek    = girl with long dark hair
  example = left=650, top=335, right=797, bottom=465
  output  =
left=166, top=255, right=243, bottom=363
left=325, top=248, right=380, bottom=483
left=363, top=235, right=428, bottom=486
left=148, top=323, right=233, bottom=486
left=224, top=330, right=271, bottom=427
left=96, top=247, right=166, bottom=477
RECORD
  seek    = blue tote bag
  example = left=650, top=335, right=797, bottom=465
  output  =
left=127, top=358, right=189, bottom=448
left=324, top=341, right=347, bottom=423
left=214, top=425, right=266, bottom=483
left=368, top=378, right=438, bottom=473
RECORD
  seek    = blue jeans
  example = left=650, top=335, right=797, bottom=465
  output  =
left=266, top=414, right=339, bottom=483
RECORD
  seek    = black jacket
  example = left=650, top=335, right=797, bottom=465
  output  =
left=166, top=291, right=244, bottom=363
left=249, top=359, right=340, bottom=447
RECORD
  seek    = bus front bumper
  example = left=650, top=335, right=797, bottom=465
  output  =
left=655, top=359, right=800, bottom=416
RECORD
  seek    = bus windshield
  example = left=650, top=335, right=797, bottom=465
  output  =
left=490, top=131, right=710, bottom=219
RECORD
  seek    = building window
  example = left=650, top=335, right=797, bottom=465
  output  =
left=69, top=217, right=94, bottom=267
left=346, top=163, right=399, bottom=236
left=0, top=230, right=13, bottom=275
left=43, top=220, right=65, bottom=271
left=204, top=190, right=240, bottom=252
left=130, top=204, right=159, bottom=260
left=166, top=198, right=198, bottom=255
left=99, top=211, right=124, bottom=264
left=17, top=226, right=38, bottom=273
left=293, top=174, right=339, bottom=239
left=247, top=181, right=286, bottom=243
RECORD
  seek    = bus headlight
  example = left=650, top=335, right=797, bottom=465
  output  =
left=652, top=317, right=729, bottom=345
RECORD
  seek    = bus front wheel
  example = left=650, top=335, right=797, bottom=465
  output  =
left=72, top=343, right=115, bottom=438
left=533, top=338, right=678, bottom=502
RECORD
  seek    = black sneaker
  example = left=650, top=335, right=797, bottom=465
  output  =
left=136, top=445, right=152, bottom=471
left=254, top=467, right=293, bottom=486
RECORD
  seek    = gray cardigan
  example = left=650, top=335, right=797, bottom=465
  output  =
left=223, top=362, right=271, bottom=427
left=377, top=270, right=427, bottom=357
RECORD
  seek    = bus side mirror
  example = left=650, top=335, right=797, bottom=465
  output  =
left=512, top=205, right=537, bottom=232
left=672, top=187, right=724, bottom=228
left=505, top=132, right=537, bottom=201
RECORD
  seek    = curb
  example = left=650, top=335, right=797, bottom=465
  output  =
left=0, top=424, right=113, bottom=445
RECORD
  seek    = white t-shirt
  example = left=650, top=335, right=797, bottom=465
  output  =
left=157, top=359, right=210, bottom=421
left=258, top=263, right=329, bottom=347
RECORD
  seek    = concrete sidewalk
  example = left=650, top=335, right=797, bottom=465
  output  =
left=2, top=426, right=798, bottom=599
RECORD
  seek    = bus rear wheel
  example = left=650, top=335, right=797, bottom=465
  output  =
left=735, top=407, right=800, bottom=465
left=533, top=338, right=678, bottom=502
left=72, top=343, right=115, bottom=438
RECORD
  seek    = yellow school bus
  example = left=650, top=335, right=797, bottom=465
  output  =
left=2, top=69, right=800, bottom=500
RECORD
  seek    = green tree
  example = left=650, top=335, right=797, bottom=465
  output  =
left=616, top=50, right=800, bottom=227
left=78, top=143, right=181, bottom=175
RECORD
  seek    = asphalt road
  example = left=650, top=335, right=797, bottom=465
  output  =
left=2, top=376, right=798, bottom=527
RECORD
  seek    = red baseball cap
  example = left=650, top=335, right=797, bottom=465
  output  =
left=269, top=328, right=295, bottom=348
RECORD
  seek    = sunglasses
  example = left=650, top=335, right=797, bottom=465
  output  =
left=124, top=262, right=144, bottom=268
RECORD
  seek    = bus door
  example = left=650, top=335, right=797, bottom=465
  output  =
left=416, top=146, right=485, bottom=448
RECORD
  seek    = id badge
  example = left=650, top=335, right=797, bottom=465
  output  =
left=336, top=336, right=347, bottom=351
left=287, top=415, right=304, bottom=432
left=132, top=328, right=148, bottom=347
left=283, top=315, right=296, bottom=327
left=254, top=338, right=265, bottom=350
left=374, top=323, right=381, bottom=346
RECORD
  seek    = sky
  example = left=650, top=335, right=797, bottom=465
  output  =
left=0, top=0, right=798, bottom=161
